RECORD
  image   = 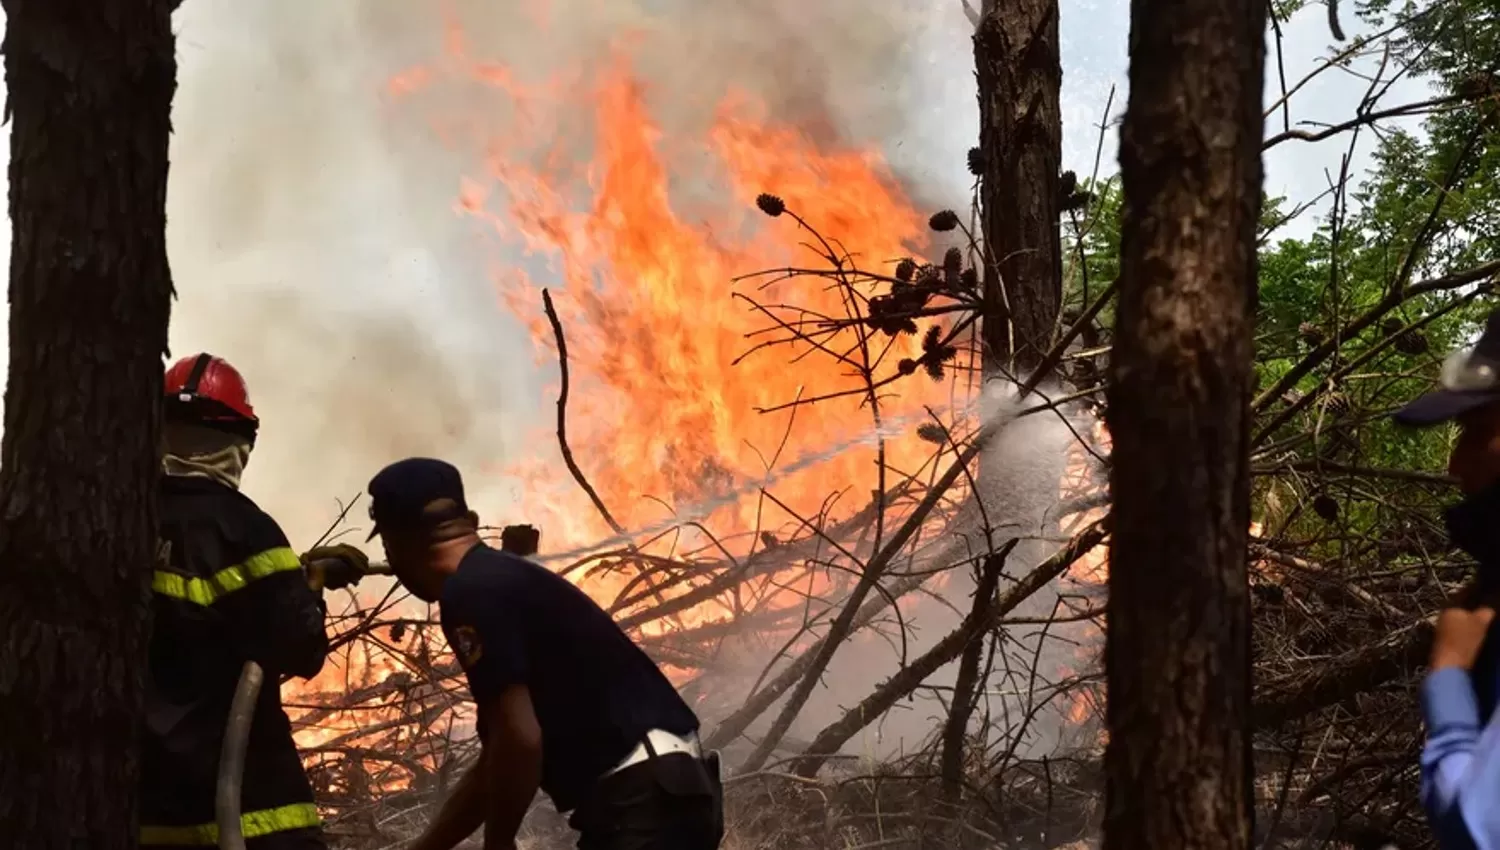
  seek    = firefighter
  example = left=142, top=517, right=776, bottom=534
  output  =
left=365, top=457, right=723, bottom=850
left=141, top=353, right=370, bottom=850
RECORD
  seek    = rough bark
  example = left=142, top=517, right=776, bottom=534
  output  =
left=0, top=1, right=178, bottom=847
left=1101, top=0, right=1265, bottom=845
left=967, top=4, right=1069, bottom=813
left=973, top=0, right=1064, bottom=372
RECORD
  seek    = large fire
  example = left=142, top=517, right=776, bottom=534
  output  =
left=449, top=66, right=948, bottom=558
left=378, top=11, right=984, bottom=647
left=285, top=6, right=1114, bottom=805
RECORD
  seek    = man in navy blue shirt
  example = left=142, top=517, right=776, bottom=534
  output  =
left=1395, top=307, right=1500, bottom=849
left=364, top=457, right=723, bottom=850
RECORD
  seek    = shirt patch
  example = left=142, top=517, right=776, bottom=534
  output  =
left=452, top=625, right=484, bottom=668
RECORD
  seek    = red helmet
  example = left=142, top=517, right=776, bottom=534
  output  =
left=164, top=353, right=259, bottom=441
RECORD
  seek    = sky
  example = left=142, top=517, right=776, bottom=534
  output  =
left=0, top=0, right=1432, bottom=549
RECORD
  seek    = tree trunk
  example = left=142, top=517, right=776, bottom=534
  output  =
left=968, top=0, right=1067, bottom=809
left=1102, top=0, right=1264, bottom=844
left=973, top=0, right=1064, bottom=373
left=0, top=2, right=178, bottom=847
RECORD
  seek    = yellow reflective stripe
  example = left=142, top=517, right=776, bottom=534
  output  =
left=140, top=802, right=322, bottom=845
left=151, top=546, right=303, bottom=607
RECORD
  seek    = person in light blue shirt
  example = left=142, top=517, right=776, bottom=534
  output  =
left=1395, top=307, right=1500, bottom=850
left=1421, top=599, right=1500, bottom=850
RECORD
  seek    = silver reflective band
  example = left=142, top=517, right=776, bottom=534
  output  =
left=1440, top=347, right=1500, bottom=393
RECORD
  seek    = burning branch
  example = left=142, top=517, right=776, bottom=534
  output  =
left=940, top=539, right=1019, bottom=800
left=541, top=288, right=627, bottom=538
left=292, top=35, right=1498, bottom=843
left=790, top=518, right=1110, bottom=778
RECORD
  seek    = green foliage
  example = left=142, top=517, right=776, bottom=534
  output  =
left=1071, top=0, right=1500, bottom=565
left=1358, top=0, right=1499, bottom=87
left=1271, top=0, right=1310, bottom=24
left=1062, top=178, right=1122, bottom=301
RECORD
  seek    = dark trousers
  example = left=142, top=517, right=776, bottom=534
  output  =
left=142, top=825, right=326, bottom=850
left=568, top=752, right=724, bottom=850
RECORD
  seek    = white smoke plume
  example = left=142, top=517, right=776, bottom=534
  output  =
left=0, top=0, right=1127, bottom=543
left=159, top=0, right=968, bottom=547
left=0, top=0, right=1119, bottom=770
left=696, top=383, right=1106, bottom=763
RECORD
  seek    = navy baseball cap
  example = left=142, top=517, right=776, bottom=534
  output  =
left=366, top=457, right=471, bottom=541
left=1394, top=308, right=1500, bottom=427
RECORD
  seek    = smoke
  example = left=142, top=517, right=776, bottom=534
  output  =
left=177, top=0, right=1114, bottom=794
left=689, top=384, right=1106, bottom=765
left=166, top=1, right=527, bottom=544
left=153, top=0, right=964, bottom=548
left=0, top=0, right=1112, bottom=783
left=0, top=0, right=1124, bottom=543
left=164, top=2, right=1093, bottom=770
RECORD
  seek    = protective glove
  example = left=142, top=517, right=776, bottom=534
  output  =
left=302, top=543, right=371, bottom=592
left=500, top=524, right=540, bottom=556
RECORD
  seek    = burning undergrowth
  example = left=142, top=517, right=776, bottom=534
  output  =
left=238, top=3, right=1118, bottom=848
left=282, top=185, right=1114, bottom=847
left=291, top=397, right=1112, bottom=850
left=148, top=0, right=1464, bottom=846
left=284, top=304, right=1112, bottom=848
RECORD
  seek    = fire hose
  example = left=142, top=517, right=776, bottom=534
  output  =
left=214, top=526, right=540, bottom=849
left=216, top=660, right=263, bottom=850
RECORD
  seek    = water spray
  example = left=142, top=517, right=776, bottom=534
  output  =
left=525, top=394, right=1025, bottom=565
left=354, top=379, right=1049, bottom=573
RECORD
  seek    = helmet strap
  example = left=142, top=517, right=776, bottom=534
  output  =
left=180, top=353, right=213, bottom=399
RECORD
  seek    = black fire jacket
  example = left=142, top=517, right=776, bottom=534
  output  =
left=140, top=474, right=329, bottom=848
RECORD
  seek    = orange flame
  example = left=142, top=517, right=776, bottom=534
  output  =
left=292, top=11, right=976, bottom=775
left=405, top=41, right=956, bottom=563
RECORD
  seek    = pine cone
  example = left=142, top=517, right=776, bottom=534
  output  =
left=929, top=210, right=960, bottom=232
left=1059, top=170, right=1078, bottom=197
left=1393, top=331, right=1430, bottom=356
left=1312, top=494, right=1340, bottom=521
left=917, top=422, right=948, bottom=444
left=967, top=147, right=984, bottom=175
left=943, top=247, right=963, bottom=283
left=756, top=193, right=785, bottom=217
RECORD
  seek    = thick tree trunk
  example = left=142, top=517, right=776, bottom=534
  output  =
left=0, top=2, right=178, bottom=847
left=968, top=0, right=1067, bottom=805
left=1101, top=0, right=1265, bottom=845
left=973, top=0, right=1064, bottom=373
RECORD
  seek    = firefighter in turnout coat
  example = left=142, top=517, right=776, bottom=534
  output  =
left=140, top=353, right=369, bottom=850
